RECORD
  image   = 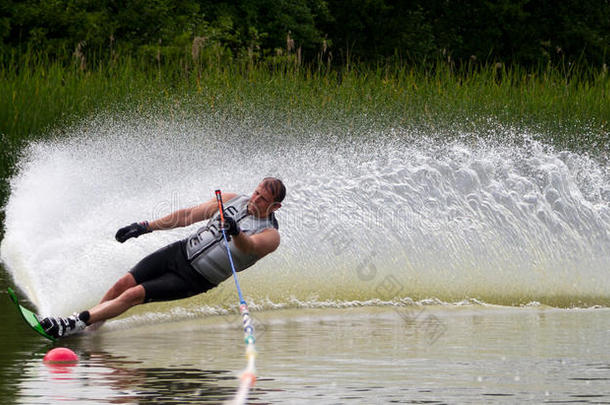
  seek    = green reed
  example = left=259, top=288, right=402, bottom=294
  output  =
left=0, top=52, right=608, bottom=239
left=1, top=54, right=608, bottom=193
left=3, top=54, right=608, bottom=146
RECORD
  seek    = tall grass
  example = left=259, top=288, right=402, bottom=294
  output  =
left=1, top=53, right=609, bottom=217
left=2, top=55, right=608, bottom=146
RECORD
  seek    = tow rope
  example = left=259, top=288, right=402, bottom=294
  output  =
left=215, top=190, right=257, bottom=404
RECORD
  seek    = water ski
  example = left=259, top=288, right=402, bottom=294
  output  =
left=7, top=287, right=56, bottom=342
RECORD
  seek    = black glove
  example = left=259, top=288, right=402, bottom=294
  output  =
left=115, top=222, right=152, bottom=243
left=222, top=216, right=241, bottom=236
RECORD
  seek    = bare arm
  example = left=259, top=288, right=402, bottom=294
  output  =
left=147, top=192, right=238, bottom=230
left=233, top=228, right=280, bottom=258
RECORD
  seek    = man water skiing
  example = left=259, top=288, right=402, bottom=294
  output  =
left=40, top=177, right=285, bottom=339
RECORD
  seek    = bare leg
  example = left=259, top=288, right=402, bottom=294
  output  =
left=99, top=273, right=138, bottom=304
left=87, top=274, right=141, bottom=330
left=88, top=285, right=146, bottom=324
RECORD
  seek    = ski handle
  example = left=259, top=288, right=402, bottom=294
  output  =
left=215, top=189, right=227, bottom=223
left=214, top=189, right=245, bottom=305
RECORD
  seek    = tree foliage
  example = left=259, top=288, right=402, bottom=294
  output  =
left=1, top=0, right=608, bottom=67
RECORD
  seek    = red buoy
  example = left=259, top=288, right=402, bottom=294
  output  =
left=43, top=347, right=79, bottom=364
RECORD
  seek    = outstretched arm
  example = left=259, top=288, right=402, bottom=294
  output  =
left=115, top=193, right=239, bottom=243
left=148, top=192, right=238, bottom=230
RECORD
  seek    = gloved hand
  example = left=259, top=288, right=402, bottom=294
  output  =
left=115, top=222, right=152, bottom=243
left=222, top=216, right=241, bottom=236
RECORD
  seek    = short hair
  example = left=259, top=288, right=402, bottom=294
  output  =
left=261, top=177, right=286, bottom=203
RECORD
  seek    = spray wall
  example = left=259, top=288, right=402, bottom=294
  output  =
left=1, top=113, right=609, bottom=317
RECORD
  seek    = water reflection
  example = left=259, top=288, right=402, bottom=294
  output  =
left=15, top=351, right=271, bottom=404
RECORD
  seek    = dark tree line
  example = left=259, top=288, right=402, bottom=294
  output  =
left=1, top=0, right=608, bottom=67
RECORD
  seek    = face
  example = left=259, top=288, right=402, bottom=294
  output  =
left=247, top=182, right=281, bottom=217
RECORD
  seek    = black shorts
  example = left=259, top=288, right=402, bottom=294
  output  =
left=129, top=240, right=216, bottom=303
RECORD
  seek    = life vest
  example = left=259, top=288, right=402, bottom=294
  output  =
left=184, top=195, right=278, bottom=285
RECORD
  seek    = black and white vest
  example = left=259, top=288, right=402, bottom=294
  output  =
left=184, top=195, right=278, bottom=285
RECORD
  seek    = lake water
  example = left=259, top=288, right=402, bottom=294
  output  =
left=1, top=273, right=608, bottom=404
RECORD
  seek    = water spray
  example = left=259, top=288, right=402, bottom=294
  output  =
left=2, top=121, right=609, bottom=315
left=215, top=190, right=257, bottom=404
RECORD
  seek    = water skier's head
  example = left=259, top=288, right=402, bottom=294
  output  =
left=247, top=177, right=285, bottom=217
